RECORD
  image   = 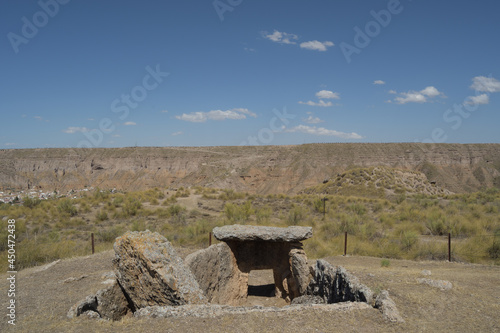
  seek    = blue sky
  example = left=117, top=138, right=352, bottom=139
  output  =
left=1, top=0, right=500, bottom=148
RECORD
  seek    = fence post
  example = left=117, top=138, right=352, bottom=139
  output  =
left=91, top=232, right=95, bottom=255
left=209, top=232, right=212, bottom=247
left=344, top=231, right=347, bottom=256
left=448, top=232, right=451, bottom=262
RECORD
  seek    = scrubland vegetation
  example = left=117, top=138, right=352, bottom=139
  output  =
left=1, top=184, right=499, bottom=272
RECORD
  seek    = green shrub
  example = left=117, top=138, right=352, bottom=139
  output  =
left=256, top=206, right=272, bottom=224
left=96, top=209, right=108, bottom=221
left=168, top=204, right=186, bottom=216
left=123, top=198, right=142, bottom=216
left=287, top=205, right=306, bottom=225
left=23, top=196, right=41, bottom=209
left=381, top=259, right=390, bottom=267
left=399, top=230, right=419, bottom=251
left=57, top=199, right=77, bottom=217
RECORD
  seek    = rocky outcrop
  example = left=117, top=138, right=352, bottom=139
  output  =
left=113, top=230, right=206, bottom=309
left=213, top=225, right=313, bottom=242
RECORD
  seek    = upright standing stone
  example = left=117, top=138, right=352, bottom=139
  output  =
left=113, top=230, right=206, bottom=309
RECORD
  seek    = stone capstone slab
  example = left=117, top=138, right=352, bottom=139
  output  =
left=113, top=230, right=206, bottom=309
left=213, top=225, right=313, bottom=242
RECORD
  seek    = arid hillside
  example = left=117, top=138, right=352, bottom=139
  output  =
left=1, top=143, right=499, bottom=195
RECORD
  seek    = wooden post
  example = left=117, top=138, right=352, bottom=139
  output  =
left=209, top=232, right=212, bottom=247
left=344, top=231, right=347, bottom=256
left=91, top=232, right=95, bottom=255
left=321, top=197, right=328, bottom=220
left=448, top=232, right=451, bottom=262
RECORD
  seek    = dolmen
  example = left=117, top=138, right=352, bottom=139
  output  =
left=186, top=224, right=313, bottom=305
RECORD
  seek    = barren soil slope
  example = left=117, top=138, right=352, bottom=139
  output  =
left=1, top=143, right=499, bottom=195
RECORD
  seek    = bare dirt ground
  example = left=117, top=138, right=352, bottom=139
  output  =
left=1, top=249, right=499, bottom=333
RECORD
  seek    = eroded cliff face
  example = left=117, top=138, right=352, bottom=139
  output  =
left=0, top=143, right=499, bottom=194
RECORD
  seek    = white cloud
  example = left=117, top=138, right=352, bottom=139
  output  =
left=124, top=121, right=136, bottom=126
left=303, top=115, right=324, bottom=124
left=263, top=30, right=298, bottom=45
left=470, top=76, right=500, bottom=92
left=299, top=90, right=339, bottom=107
left=420, top=86, right=441, bottom=97
left=161, top=110, right=169, bottom=113
left=112, top=134, right=121, bottom=138
left=62, top=127, right=89, bottom=134
left=244, top=47, right=256, bottom=52
left=315, top=90, right=340, bottom=99
left=298, top=100, right=333, bottom=107
left=171, top=131, right=183, bottom=136
left=176, top=108, right=257, bottom=123
left=5, top=143, right=17, bottom=146
left=465, top=94, right=489, bottom=105
left=373, top=80, right=385, bottom=85
left=394, top=92, right=427, bottom=104
left=300, top=40, right=334, bottom=51
left=285, top=125, right=363, bottom=139
left=34, top=116, right=43, bottom=120
left=388, top=90, right=397, bottom=94
left=391, top=86, right=444, bottom=104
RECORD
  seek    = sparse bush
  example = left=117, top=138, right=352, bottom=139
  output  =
left=487, top=229, right=500, bottom=259
left=381, top=259, right=390, bottom=267
left=123, top=198, right=142, bottom=217
left=96, top=226, right=123, bottom=243
left=256, top=205, right=272, bottom=224
left=23, top=196, right=41, bottom=209
left=57, top=199, right=77, bottom=217
left=168, top=204, right=186, bottom=216
left=96, top=209, right=108, bottom=221
left=113, top=195, right=124, bottom=207
left=131, top=220, right=147, bottom=232
left=224, top=201, right=254, bottom=222
left=348, top=203, right=366, bottom=216
left=399, top=230, right=419, bottom=251
left=287, top=205, right=306, bottom=225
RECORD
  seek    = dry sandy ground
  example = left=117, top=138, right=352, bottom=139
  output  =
left=1, top=249, right=499, bottom=333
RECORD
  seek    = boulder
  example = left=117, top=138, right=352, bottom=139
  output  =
left=67, top=281, right=131, bottom=321
left=67, top=295, right=98, bottom=319
left=213, top=225, right=313, bottom=242
left=113, top=230, right=206, bottom=309
left=96, top=280, right=131, bottom=320
left=306, top=260, right=373, bottom=304
left=375, top=290, right=405, bottom=323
